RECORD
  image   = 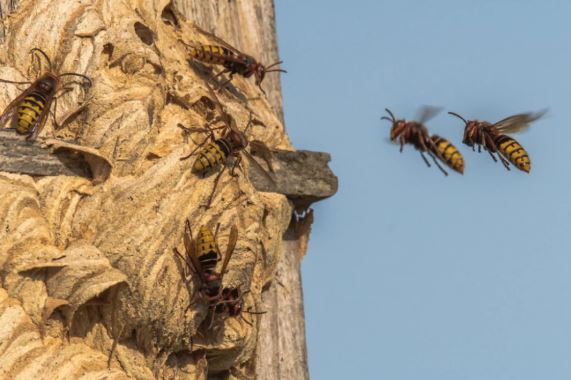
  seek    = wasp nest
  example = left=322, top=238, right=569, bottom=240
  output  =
left=0, top=0, right=292, bottom=378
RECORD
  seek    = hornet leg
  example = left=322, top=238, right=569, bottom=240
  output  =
left=179, top=123, right=219, bottom=161
left=488, top=139, right=511, bottom=171
left=214, top=222, right=221, bottom=240
left=230, top=154, right=243, bottom=177
left=239, top=313, right=254, bottom=326
left=480, top=132, right=488, bottom=154
left=426, top=139, right=449, bottom=176
left=497, top=153, right=511, bottom=171
left=51, top=87, right=74, bottom=129
left=212, top=68, right=230, bottom=81
left=207, top=308, right=217, bottom=329
left=419, top=152, right=431, bottom=167
left=180, top=135, right=211, bottom=160
left=429, top=152, right=449, bottom=176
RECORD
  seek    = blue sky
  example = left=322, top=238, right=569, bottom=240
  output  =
left=276, top=1, right=571, bottom=379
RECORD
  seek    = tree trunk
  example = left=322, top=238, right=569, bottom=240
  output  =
left=0, top=1, right=336, bottom=379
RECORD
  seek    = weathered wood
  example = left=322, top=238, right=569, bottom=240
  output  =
left=0, top=131, right=336, bottom=207
left=251, top=150, right=338, bottom=209
left=255, top=237, right=310, bottom=380
left=0, top=130, right=114, bottom=180
left=171, top=3, right=319, bottom=379
left=0, top=130, right=88, bottom=177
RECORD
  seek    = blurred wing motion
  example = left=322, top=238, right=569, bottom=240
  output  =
left=416, top=105, right=442, bottom=124
left=493, top=109, right=546, bottom=134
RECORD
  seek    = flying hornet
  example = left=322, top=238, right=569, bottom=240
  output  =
left=0, top=48, right=92, bottom=140
left=181, top=28, right=286, bottom=94
left=173, top=220, right=263, bottom=326
left=448, top=110, right=546, bottom=173
left=179, top=84, right=275, bottom=208
left=382, top=107, right=464, bottom=176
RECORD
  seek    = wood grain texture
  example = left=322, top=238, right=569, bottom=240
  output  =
left=0, top=130, right=89, bottom=177
left=169, top=3, right=318, bottom=379
left=254, top=237, right=310, bottom=380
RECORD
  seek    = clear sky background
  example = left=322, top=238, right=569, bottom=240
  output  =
left=275, top=1, right=571, bottom=379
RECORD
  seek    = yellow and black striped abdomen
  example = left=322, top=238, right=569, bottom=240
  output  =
left=189, top=45, right=233, bottom=65
left=431, top=135, right=465, bottom=174
left=192, top=139, right=231, bottom=173
left=495, top=135, right=531, bottom=173
left=16, top=93, right=46, bottom=135
left=196, top=226, right=220, bottom=272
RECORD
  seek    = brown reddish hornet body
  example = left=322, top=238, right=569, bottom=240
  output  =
left=382, top=107, right=464, bottom=175
left=188, top=44, right=286, bottom=94
left=173, top=220, right=264, bottom=327
left=179, top=84, right=275, bottom=208
left=448, top=110, right=545, bottom=173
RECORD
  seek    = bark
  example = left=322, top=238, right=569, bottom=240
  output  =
left=0, top=1, right=337, bottom=379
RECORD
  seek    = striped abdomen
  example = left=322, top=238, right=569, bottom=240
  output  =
left=189, top=45, right=252, bottom=75
left=495, top=135, right=531, bottom=173
left=431, top=135, right=465, bottom=174
left=16, top=92, right=47, bottom=135
left=189, top=45, right=234, bottom=65
left=196, top=226, right=220, bottom=273
left=192, top=139, right=231, bottom=173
